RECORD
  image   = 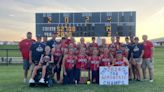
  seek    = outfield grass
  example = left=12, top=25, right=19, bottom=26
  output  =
left=0, top=45, right=21, bottom=57
left=0, top=47, right=164, bottom=92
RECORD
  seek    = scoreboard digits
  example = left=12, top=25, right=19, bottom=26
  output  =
left=36, top=12, right=136, bottom=37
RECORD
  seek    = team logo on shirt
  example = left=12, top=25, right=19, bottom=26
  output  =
left=102, top=58, right=110, bottom=62
left=133, top=45, right=139, bottom=52
left=115, top=61, right=124, bottom=65
left=91, top=60, right=99, bottom=64
left=36, top=45, right=44, bottom=52
left=52, top=42, right=57, bottom=48
left=78, top=59, right=87, bottom=62
left=67, top=60, right=75, bottom=63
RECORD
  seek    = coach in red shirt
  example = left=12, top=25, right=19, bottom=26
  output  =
left=19, top=32, right=35, bottom=83
left=142, top=35, right=154, bottom=82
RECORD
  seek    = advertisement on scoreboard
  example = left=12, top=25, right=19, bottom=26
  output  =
left=36, top=12, right=136, bottom=37
left=99, top=66, right=129, bottom=85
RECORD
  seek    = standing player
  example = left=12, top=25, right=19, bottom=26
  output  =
left=19, top=32, right=35, bottom=83
left=109, top=36, right=116, bottom=58
left=88, top=37, right=98, bottom=56
left=77, top=37, right=87, bottom=49
left=130, top=36, right=137, bottom=80
left=63, top=49, right=77, bottom=84
left=77, top=37, right=87, bottom=55
left=90, top=37, right=98, bottom=48
left=88, top=49, right=100, bottom=84
left=51, top=43, right=63, bottom=83
left=131, top=37, right=144, bottom=81
left=124, top=37, right=133, bottom=80
left=115, top=36, right=122, bottom=46
left=42, top=36, right=48, bottom=45
left=61, top=37, right=69, bottom=54
left=29, top=35, right=45, bottom=83
left=142, top=35, right=154, bottom=82
left=75, top=48, right=88, bottom=84
left=99, top=39, right=108, bottom=55
left=47, top=32, right=58, bottom=48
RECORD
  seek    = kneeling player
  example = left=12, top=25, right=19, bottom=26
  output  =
left=29, top=46, right=53, bottom=83
left=114, top=50, right=128, bottom=66
left=88, top=49, right=100, bottom=84
left=100, top=48, right=114, bottom=66
left=75, top=48, right=88, bottom=84
left=63, top=49, right=77, bottom=84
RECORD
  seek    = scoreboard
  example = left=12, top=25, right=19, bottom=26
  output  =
left=36, top=11, right=136, bottom=37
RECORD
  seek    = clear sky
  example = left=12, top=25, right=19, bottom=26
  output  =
left=0, top=0, right=164, bottom=41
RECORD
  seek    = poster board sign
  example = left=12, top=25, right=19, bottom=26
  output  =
left=99, top=66, right=128, bottom=85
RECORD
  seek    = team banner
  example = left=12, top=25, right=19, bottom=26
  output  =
left=36, top=12, right=136, bottom=37
left=99, top=66, right=129, bottom=85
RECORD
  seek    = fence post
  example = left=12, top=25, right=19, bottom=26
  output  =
left=6, top=49, right=9, bottom=65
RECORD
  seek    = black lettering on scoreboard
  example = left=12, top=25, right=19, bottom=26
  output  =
left=36, top=12, right=136, bottom=37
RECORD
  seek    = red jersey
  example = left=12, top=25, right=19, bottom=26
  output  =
left=53, top=47, right=62, bottom=62
left=76, top=55, right=88, bottom=70
left=65, top=55, right=76, bottom=70
left=61, top=43, right=68, bottom=53
left=109, top=43, right=116, bottom=57
left=53, top=47, right=62, bottom=56
left=114, top=58, right=127, bottom=66
left=120, top=45, right=128, bottom=57
left=90, top=42, right=98, bottom=48
left=65, top=39, right=71, bottom=45
left=100, top=55, right=112, bottom=66
left=143, top=41, right=153, bottom=58
left=69, top=42, right=77, bottom=48
left=89, top=56, right=100, bottom=71
left=19, top=39, right=35, bottom=60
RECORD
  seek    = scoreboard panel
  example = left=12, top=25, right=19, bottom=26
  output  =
left=36, top=12, right=136, bottom=37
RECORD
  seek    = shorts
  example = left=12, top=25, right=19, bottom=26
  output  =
left=23, top=59, right=31, bottom=71
left=142, top=58, right=154, bottom=69
left=32, top=60, right=39, bottom=65
left=134, top=58, right=142, bottom=65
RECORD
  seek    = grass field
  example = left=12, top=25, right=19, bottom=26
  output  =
left=0, top=45, right=21, bottom=57
left=0, top=47, right=164, bottom=92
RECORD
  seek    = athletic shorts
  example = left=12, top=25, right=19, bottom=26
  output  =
left=133, top=58, right=142, bottom=65
left=142, top=58, right=154, bottom=69
left=23, top=59, right=30, bottom=71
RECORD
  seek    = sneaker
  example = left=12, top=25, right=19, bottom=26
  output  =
left=29, top=78, right=35, bottom=83
left=75, top=80, right=77, bottom=85
left=149, top=80, right=154, bottom=83
left=39, top=78, right=45, bottom=83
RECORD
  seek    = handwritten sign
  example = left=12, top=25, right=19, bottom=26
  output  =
left=99, top=66, right=128, bottom=85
